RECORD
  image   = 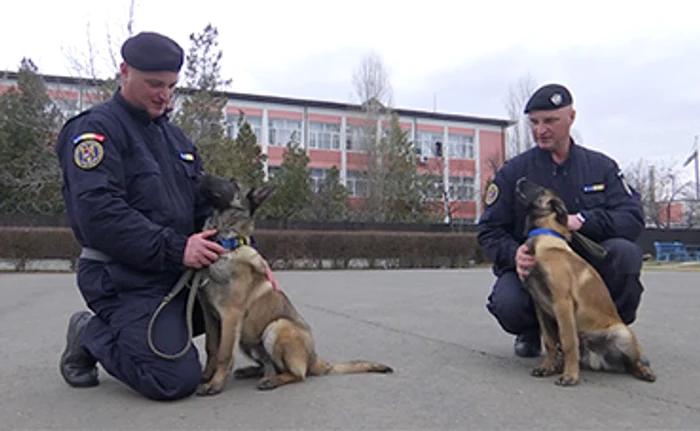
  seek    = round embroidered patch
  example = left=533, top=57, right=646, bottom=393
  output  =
left=73, top=140, right=105, bottom=170
left=485, top=182, right=499, bottom=206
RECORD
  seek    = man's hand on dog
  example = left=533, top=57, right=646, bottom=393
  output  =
left=518, top=215, right=584, bottom=278
left=567, top=215, right=583, bottom=231
left=184, top=229, right=226, bottom=269
left=516, top=243, right=536, bottom=279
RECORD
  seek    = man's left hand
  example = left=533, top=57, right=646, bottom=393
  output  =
left=567, top=214, right=583, bottom=231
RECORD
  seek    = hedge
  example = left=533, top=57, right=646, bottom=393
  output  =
left=0, top=227, right=488, bottom=270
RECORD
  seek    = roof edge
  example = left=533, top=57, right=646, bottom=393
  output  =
left=0, top=70, right=515, bottom=127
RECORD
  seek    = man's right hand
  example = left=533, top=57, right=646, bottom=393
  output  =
left=515, top=243, right=536, bottom=279
left=183, top=229, right=226, bottom=269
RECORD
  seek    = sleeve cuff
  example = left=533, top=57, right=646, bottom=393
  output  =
left=164, top=231, right=188, bottom=271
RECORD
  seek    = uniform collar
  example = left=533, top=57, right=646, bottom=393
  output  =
left=113, top=88, right=171, bottom=126
left=535, top=137, right=578, bottom=168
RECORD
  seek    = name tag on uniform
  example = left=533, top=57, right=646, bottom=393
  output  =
left=179, top=152, right=195, bottom=162
left=582, top=183, right=605, bottom=193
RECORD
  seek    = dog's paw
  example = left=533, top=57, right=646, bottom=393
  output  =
left=201, top=367, right=216, bottom=383
left=531, top=366, right=558, bottom=377
left=234, top=366, right=265, bottom=380
left=554, top=374, right=579, bottom=387
left=256, top=377, right=278, bottom=391
left=633, top=365, right=657, bottom=382
left=196, top=381, right=224, bottom=396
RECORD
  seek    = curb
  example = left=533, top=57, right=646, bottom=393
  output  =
left=0, top=259, right=75, bottom=273
left=0, top=258, right=487, bottom=273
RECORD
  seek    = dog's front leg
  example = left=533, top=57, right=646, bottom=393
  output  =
left=531, top=308, right=561, bottom=378
left=552, top=296, right=580, bottom=386
left=199, top=297, right=220, bottom=384
left=196, top=305, right=244, bottom=396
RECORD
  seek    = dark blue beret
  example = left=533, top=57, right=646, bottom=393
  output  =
left=523, top=83, right=573, bottom=114
left=121, top=31, right=184, bottom=72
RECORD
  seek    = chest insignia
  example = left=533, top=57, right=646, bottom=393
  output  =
left=582, top=183, right=605, bottom=193
left=179, top=152, right=195, bottom=162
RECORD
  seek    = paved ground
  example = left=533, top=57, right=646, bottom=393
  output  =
left=1, top=268, right=698, bottom=430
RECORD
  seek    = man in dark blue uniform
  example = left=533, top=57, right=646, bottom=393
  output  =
left=55, top=31, right=227, bottom=400
left=478, top=83, right=648, bottom=359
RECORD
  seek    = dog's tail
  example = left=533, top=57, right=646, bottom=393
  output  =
left=309, top=358, right=393, bottom=376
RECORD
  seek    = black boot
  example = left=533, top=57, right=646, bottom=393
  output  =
left=59, top=311, right=99, bottom=388
left=514, top=330, right=541, bottom=358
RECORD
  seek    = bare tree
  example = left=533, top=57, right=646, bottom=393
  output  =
left=352, top=51, right=393, bottom=108
left=504, top=73, right=537, bottom=158
left=61, top=0, right=136, bottom=102
left=350, top=52, right=393, bottom=222
left=623, top=157, right=691, bottom=228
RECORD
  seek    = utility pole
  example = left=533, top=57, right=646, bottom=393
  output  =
left=694, top=135, right=699, bottom=200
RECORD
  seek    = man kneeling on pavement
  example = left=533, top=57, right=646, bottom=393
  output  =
left=477, top=83, right=649, bottom=365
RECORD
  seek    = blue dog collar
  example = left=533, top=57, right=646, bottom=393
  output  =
left=217, top=236, right=249, bottom=250
left=527, top=228, right=566, bottom=241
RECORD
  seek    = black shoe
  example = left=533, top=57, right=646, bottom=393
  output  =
left=514, top=331, right=542, bottom=358
left=59, top=311, right=99, bottom=388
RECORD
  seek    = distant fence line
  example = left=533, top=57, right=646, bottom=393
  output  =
left=2, top=213, right=700, bottom=258
left=0, top=213, right=477, bottom=233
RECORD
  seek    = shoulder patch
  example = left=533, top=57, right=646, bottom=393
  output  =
left=485, top=182, right=500, bottom=206
left=73, top=132, right=106, bottom=170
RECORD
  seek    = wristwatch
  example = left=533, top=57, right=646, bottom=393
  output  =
left=576, top=212, right=586, bottom=225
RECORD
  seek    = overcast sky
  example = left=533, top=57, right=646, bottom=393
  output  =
left=2, top=0, right=697, bottom=181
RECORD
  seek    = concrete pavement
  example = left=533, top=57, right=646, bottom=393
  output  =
left=1, top=269, right=698, bottom=430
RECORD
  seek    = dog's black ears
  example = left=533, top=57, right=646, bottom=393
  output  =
left=247, top=185, right=275, bottom=214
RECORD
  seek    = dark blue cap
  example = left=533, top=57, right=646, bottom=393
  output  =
left=121, top=31, right=184, bottom=72
left=523, top=83, right=573, bottom=114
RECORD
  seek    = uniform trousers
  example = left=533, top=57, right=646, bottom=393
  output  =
left=76, top=259, right=206, bottom=401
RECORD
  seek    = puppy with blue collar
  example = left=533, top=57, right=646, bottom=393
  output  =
left=515, top=177, right=655, bottom=387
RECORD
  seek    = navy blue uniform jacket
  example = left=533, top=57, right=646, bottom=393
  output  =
left=55, top=91, right=212, bottom=292
left=477, top=141, right=644, bottom=277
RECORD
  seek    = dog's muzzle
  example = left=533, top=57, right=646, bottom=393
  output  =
left=515, top=177, right=545, bottom=208
left=198, top=174, right=239, bottom=211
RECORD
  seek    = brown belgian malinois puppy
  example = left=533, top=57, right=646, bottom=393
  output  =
left=194, top=174, right=393, bottom=395
left=514, top=177, right=656, bottom=387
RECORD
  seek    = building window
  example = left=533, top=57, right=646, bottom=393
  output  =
left=416, top=130, right=443, bottom=157
left=448, top=134, right=474, bottom=159
left=449, top=176, right=475, bottom=201
left=310, top=168, right=329, bottom=192
left=346, top=170, right=368, bottom=197
left=309, top=122, right=340, bottom=150
left=267, top=165, right=281, bottom=179
left=269, top=118, right=302, bottom=146
left=228, top=115, right=262, bottom=141
left=54, top=99, right=79, bottom=118
left=421, top=174, right=444, bottom=200
left=346, top=124, right=369, bottom=152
